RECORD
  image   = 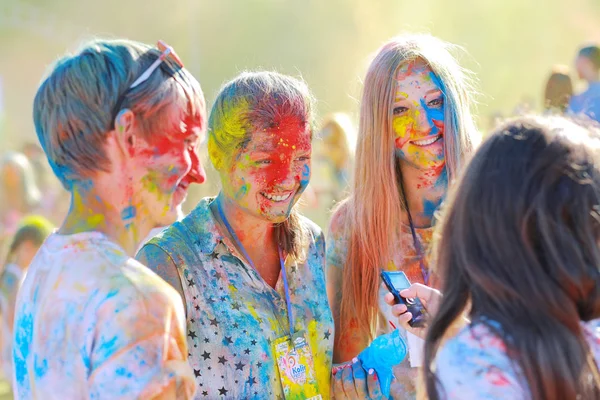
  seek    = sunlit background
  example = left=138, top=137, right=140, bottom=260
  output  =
left=0, top=1, right=599, bottom=397
left=1, top=0, right=600, bottom=225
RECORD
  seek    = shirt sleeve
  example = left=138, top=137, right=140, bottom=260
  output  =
left=435, top=324, right=528, bottom=400
left=87, top=274, right=195, bottom=400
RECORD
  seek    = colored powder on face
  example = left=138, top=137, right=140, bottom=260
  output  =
left=358, top=329, right=408, bottom=398
left=234, top=180, right=250, bottom=200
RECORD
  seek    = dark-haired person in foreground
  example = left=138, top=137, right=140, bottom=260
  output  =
left=388, top=116, right=600, bottom=399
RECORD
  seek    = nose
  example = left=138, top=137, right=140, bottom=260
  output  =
left=185, top=147, right=206, bottom=184
left=414, top=107, right=434, bottom=134
left=274, top=162, right=298, bottom=190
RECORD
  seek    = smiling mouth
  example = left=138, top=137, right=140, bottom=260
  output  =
left=412, top=134, right=443, bottom=147
left=261, top=192, right=293, bottom=202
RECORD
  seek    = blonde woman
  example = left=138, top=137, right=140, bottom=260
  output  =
left=326, top=34, right=479, bottom=398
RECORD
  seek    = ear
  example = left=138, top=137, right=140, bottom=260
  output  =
left=113, top=109, right=137, bottom=158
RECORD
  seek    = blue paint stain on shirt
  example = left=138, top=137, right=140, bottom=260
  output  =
left=34, top=356, right=49, bottom=378
left=13, top=312, right=34, bottom=385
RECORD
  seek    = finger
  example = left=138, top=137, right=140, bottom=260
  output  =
left=366, top=368, right=383, bottom=399
left=383, top=292, right=396, bottom=305
left=399, top=285, right=419, bottom=301
left=390, top=303, right=408, bottom=317
left=398, top=311, right=413, bottom=326
left=332, top=364, right=348, bottom=399
left=350, top=358, right=368, bottom=399
left=340, top=359, right=356, bottom=398
left=402, top=283, right=441, bottom=307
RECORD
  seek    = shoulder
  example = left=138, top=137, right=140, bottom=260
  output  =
left=100, top=257, right=182, bottom=311
left=435, top=321, right=527, bottom=399
left=298, top=214, right=324, bottom=241
left=328, top=199, right=352, bottom=236
left=325, top=200, right=352, bottom=268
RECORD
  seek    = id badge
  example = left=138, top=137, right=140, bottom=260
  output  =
left=274, top=331, right=323, bottom=400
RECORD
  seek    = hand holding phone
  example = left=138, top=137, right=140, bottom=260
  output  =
left=380, top=271, right=428, bottom=328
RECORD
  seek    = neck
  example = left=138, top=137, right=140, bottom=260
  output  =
left=215, top=193, right=276, bottom=254
left=399, top=162, right=448, bottom=228
left=59, top=180, right=154, bottom=256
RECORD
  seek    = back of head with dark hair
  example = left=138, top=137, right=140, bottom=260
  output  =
left=425, top=115, right=600, bottom=400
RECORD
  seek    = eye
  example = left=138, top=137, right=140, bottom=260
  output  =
left=295, top=155, right=311, bottom=162
left=255, top=159, right=272, bottom=165
left=393, top=106, right=409, bottom=115
left=428, top=97, right=444, bottom=108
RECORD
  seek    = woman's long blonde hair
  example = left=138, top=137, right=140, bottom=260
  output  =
left=339, top=34, right=479, bottom=339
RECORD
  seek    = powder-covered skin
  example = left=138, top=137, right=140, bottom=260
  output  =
left=12, top=232, right=195, bottom=399
left=435, top=320, right=600, bottom=399
left=138, top=198, right=334, bottom=399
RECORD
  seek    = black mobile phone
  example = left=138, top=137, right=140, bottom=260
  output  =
left=381, top=270, right=427, bottom=328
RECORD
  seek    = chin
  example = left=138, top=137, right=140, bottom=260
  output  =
left=255, top=208, right=292, bottom=224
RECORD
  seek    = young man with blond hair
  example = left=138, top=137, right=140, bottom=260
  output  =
left=12, top=39, right=206, bottom=399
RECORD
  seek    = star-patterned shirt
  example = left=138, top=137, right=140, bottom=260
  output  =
left=137, top=198, right=334, bottom=399
left=326, top=204, right=434, bottom=399
left=12, top=232, right=195, bottom=399
left=435, top=319, right=600, bottom=399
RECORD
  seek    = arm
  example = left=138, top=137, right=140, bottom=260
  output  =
left=326, top=208, right=369, bottom=363
left=136, top=244, right=185, bottom=308
left=88, top=280, right=195, bottom=399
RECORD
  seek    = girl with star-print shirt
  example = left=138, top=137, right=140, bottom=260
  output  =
left=137, top=72, right=336, bottom=399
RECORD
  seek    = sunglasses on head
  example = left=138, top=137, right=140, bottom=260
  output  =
left=113, top=40, right=184, bottom=125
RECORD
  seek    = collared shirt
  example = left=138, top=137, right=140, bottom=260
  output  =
left=435, top=319, right=600, bottom=399
left=326, top=205, right=434, bottom=399
left=138, top=198, right=334, bottom=399
left=569, top=82, right=600, bottom=123
left=12, top=232, right=195, bottom=399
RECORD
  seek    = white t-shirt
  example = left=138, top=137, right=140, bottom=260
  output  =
left=12, top=231, right=195, bottom=399
left=0, top=263, right=24, bottom=383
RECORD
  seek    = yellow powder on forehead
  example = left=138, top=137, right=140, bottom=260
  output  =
left=395, top=91, right=409, bottom=101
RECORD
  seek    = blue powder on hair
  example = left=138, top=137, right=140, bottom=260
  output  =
left=358, top=329, right=408, bottom=398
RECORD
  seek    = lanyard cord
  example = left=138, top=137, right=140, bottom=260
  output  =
left=216, top=197, right=295, bottom=336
